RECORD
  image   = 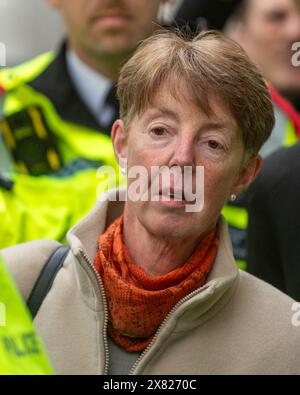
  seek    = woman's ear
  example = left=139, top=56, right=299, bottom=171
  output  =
left=231, top=154, right=263, bottom=196
left=111, top=120, right=128, bottom=166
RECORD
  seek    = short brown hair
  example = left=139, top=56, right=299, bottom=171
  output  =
left=117, top=29, right=275, bottom=157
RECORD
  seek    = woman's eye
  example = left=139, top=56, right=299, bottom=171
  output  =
left=151, top=127, right=167, bottom=136
left=208, top=140, right=222, bottom=150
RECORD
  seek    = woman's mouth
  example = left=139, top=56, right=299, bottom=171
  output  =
left=157, top=189, right=188, bottom=208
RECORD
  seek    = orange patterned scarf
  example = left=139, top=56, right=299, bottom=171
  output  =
left=94, top=216, right=219, bottom=352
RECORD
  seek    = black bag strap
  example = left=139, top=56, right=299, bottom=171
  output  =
left=27, top=245, right=70, bottom=318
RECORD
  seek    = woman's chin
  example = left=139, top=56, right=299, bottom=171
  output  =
left=142, top=212, right=196, bottom=240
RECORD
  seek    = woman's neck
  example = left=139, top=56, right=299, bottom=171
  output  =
left=122, top=214, right=200, bottom=277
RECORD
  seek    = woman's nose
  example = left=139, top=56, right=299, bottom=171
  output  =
left=169, top=137, right=195, bottom=168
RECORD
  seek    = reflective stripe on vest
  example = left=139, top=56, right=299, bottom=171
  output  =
left=2, top=84, right=116, bottom=167
left=0, top=255, right=54, bottom=374
left=0, top=52, right=55, bottom=91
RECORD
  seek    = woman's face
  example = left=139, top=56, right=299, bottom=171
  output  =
left=112, top=80, right=261, bottom=241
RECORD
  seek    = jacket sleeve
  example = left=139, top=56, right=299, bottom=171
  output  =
left=0, top=239, right=60, bottom=302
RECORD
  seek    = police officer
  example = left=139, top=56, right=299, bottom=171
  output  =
left=0, top=0, right=171, bottom=176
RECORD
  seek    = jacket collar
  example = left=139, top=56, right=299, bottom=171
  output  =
left=67, top=188, right=239, bottom=330
left=28, top=42, right=106, bottom=133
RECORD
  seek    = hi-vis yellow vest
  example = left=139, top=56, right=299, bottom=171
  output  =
left=0, top=52, right=117, bottom=171
left=0, top=255, right=53, bottom=374
left=0, top=53, right=121, bottom=249
left=0, top=169, right=120, bottom=248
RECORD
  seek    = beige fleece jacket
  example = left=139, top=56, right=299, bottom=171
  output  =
left=2, top=189, right=300, bottom=375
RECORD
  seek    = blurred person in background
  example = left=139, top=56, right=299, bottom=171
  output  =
left=0, top=0, right=171, bottom=248
left=228, top=0, right=300, bottom=111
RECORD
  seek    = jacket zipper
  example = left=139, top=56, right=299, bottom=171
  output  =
left=79, top=249, right=110, bottom=375
left=79, top=247, right=211, bottom=375
left=129, top=284, right=210, bottom=375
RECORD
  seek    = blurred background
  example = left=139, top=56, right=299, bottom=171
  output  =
left=0, top=0, right=65, bottom=65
